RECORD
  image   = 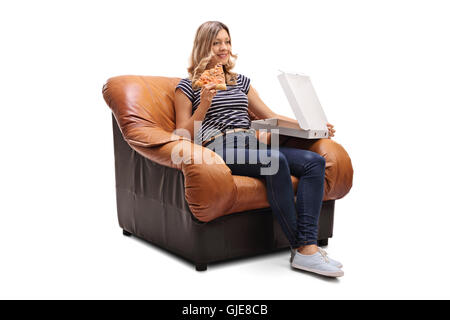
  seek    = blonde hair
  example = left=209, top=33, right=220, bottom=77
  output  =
left=187, top=21, right=238, bottom=88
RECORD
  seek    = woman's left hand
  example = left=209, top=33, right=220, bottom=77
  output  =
left=326, top=122, right=336, bottom=138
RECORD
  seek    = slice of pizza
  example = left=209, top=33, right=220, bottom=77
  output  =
left=193, top=64, right=227, bottom=91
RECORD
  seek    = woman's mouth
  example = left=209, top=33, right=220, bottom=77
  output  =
left=218, top=53, right=228, bottom=59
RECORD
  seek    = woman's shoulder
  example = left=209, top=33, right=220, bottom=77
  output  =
left=176, top=77, right=194, bottom=90
left=235, top=73, right=251, bottom=94
left=175, top=77, right=196, bottom=101
left=236, top=73, right=250, bottom=83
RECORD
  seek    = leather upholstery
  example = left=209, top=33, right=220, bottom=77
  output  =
left=103, top=75, right=353, bottom=222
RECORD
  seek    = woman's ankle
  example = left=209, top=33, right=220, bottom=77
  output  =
left=297, top=244, right=319, bottom=255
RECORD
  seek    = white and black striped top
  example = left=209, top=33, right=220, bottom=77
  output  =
left=175, top=74, right=251, bottom=144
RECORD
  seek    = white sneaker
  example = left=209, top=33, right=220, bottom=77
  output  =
left=291, top=250, right=344, bottom=277
left=290, top=248, right=343, bottom=269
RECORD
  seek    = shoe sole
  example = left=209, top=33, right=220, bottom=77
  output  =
left=291, top=262, right=344, bottom=277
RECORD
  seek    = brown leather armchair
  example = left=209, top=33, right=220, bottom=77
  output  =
left=102, top=75, right=353, bottom=271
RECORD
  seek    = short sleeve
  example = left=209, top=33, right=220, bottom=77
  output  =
left=238, top=74, right=251, bottom=95
left=175, top=78, right=194, bottom=102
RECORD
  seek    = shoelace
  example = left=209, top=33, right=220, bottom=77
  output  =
left=318, top=247, right=330, bottom=263
left=291, top=247, right=330, bottom=263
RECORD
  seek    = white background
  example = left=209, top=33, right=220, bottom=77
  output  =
left=1, top=0, right=449, bottom=299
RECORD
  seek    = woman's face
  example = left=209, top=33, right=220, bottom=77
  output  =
left=206, top=29, right=231, bottom=68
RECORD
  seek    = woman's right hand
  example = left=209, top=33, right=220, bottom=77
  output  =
left=200, top=83, right=217, bottom=107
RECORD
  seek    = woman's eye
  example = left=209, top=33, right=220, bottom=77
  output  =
left=213, top=41, right=231, bottom=45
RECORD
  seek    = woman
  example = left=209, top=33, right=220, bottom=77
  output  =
left=174, top=21, right=342, bottom=277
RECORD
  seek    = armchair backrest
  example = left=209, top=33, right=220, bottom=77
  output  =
left=102, top=75, right=261, bottom=147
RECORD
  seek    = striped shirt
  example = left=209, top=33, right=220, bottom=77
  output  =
left=175, top=74, right=251, bottom=144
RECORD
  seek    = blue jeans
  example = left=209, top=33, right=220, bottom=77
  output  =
left=204, top=131, right=326, bottom=248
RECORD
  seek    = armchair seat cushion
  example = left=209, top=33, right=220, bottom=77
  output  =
left=225, top=175, right=299, bottom=215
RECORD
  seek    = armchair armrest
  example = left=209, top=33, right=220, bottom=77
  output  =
left=131, top=138, right=238, bottom=222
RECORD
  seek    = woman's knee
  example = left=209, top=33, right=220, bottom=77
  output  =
left=315, top=153, right=326, bottom=167
left=308, top=152, right=326, bottom=173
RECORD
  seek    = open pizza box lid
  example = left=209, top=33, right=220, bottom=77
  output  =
left=251, top=70, right=329, bottom=139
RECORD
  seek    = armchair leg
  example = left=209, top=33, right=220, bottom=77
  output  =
left=123, top=230, right=132, bottom=237
left=195, top=263, right=207, bottom=271
left=318, top=238, right=328, bottom=247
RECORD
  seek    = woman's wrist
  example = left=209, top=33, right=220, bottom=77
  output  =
left=199, top=100, right=212, bottom=109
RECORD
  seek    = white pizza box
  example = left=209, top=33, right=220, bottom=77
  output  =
left=251, top=71, right=329, bottom=139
